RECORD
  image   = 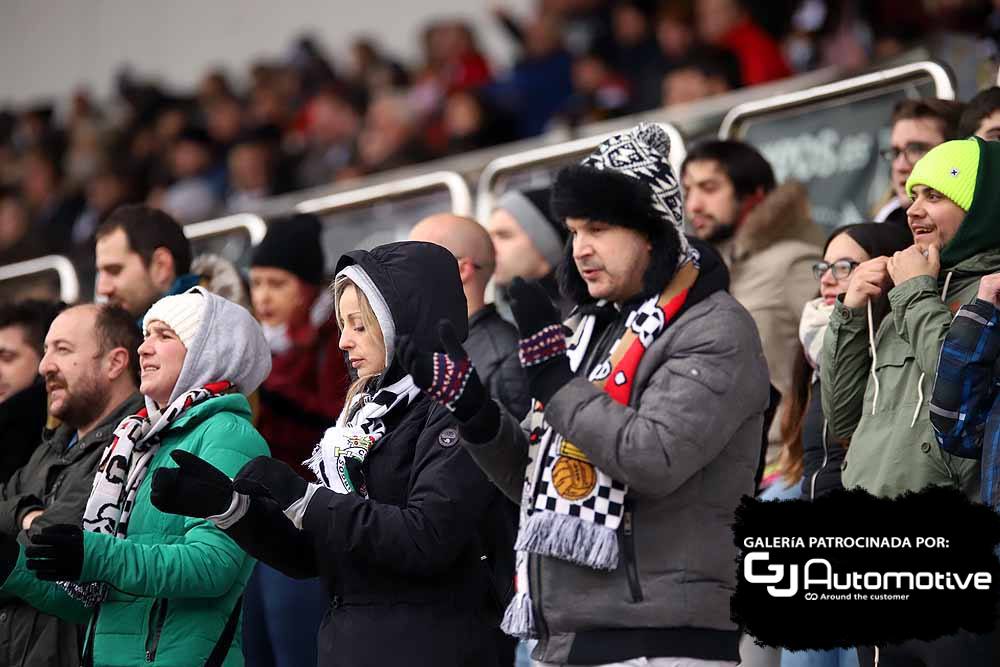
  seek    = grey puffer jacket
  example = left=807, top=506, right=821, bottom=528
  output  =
left=466, top=304, right=531, bottom=421
left=462, top=281, right=769, bottom=663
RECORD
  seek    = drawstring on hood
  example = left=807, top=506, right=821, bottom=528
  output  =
left=865, top=271, right=953, bottom=427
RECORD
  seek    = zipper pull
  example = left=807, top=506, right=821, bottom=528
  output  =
left=623, top=510, right=633, bottom=535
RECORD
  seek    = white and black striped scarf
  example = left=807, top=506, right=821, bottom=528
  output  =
left=304, top=375, right=419, bottom=495
left=64, top=381, right=233, bottom=607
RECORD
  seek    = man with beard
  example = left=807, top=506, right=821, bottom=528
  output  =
left=0, top=303, right=141, bottom=667
left=94, top=204, right=250, bottom=322
left=94, top=205, right=197, bottom=319
left=681, top=140, right=823, bottom=450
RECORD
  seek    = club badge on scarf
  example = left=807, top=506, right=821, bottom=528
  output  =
left=304, top=375, right=420, bottom=496
left=65, top=381, right=233, bottom=608
left=502, top=262, right=697, bottom=639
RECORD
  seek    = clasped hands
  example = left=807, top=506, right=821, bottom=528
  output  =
left=843, top=244, right=940, bottom=310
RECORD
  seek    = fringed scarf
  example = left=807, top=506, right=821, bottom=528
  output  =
left=502, top=262, right=698, bottom=638
left=304, top=374, right=420, bottom=495
left=64, top=381, right=234, bottom=607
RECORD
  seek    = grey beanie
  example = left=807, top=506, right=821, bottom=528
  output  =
left=495, top=186, right=567, bottom=268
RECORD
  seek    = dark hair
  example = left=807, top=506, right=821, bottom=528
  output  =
left=959, top=88, right=1000, bottom=138
left=681, top=139, right=776, bottom=199
left=96, top=205, right=192, bottom=275
left=94, top=304, right=142, bottom=386
left=0, top=300, right=65, bottom=356
left=890, top=98, right=964, bottom=140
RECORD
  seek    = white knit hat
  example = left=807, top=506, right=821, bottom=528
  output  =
left=143, top=289, right=207, bottom=350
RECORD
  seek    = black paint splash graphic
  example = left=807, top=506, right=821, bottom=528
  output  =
left=732, top=486, right=1000, bottom=650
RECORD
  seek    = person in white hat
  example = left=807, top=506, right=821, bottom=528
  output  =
left=0, top=287, right=272, bottom=666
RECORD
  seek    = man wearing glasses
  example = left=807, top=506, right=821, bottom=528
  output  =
left=875, top=98, right=964, bottom=227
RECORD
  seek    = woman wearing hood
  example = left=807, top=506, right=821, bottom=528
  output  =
left=0, top=287, right=272, bottom=666
left=151, top=241, right=510, bottom=667
left=245, top=214, right=349, bottom=667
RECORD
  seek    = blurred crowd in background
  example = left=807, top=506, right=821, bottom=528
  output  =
left=0, top=0, right=995, bottom=273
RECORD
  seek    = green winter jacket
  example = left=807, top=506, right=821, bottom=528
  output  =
left=0, top=394, right=268, bottom=666
left=822, top=137, right=1000, bottom=499
left=822, top=251, right=1000, bottom=499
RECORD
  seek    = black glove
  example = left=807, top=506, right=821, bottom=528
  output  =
left=233, top=457, right=308, bottom=512
left=507, top=277, right=574, bottom=404
left=25, top=525, right=84, bottom=581
left=151, top=450, right=235, bottom=519
left=396, top=320, right=488, bottom=423
left=0, top=531, right=18, bottom=583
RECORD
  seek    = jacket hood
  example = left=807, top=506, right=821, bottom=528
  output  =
left=335, top=241, right=468, bottom=367
left=155, top=287, right=272, bottom=411
left=941, top=137, right=1000, bottom=269
left=732, top=181, right=825, bottom=260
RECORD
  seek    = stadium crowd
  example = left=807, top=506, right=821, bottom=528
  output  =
left=0, top=0, right=993, bottom=267
left=2, top=1, right=1000, bottom=666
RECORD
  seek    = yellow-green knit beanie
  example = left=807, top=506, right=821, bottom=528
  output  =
left=906, top=138, right=980, bottom=212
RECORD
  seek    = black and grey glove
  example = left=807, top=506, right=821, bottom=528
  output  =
left=234, top=457, right=310, bottom=515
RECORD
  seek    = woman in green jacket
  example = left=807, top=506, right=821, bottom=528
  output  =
left=0, top=287, right=271, bottom=666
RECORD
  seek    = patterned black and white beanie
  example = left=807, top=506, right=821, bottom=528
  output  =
left=551, top=123, right=695, bottom=303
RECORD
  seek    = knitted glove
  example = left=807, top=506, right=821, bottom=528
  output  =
left=0, top=531, right=18, bottom=584
left=397, top=319, right=500, bottom=442
left=151, top=450, right=236, bottom=519
left=25, top=525, right=84, bottom=581
left=508, top=277, right=574, bottom=404
left=396, top=320, right=488, bottom=423
left=234, top=457, right=309, bottom=513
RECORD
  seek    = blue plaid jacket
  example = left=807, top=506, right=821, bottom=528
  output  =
left=929, top=299, right=1000, bottom=512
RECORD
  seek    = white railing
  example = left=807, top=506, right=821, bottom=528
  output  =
left=183, top=213, right=268, bottom=245
left=0, top=255, right=80, bottom=303
left=718, top=60, right=955, bottom=138
left=295, top=171, right=472, bottom=216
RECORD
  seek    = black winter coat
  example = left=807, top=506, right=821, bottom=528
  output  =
left=228, top=242, right=510, bottom=667
left=466, top=304, right=530, bottom=421
left=799, top=378, right=846, bottom=499
left=0, top=379, right=48, bottom=484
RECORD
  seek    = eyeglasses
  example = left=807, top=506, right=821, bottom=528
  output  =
left=812, top=260, right=860, bottom=281
left=879, top=142, right=933, bottom=166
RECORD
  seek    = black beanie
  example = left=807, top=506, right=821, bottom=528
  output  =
left=251, top=214, right=326, bottom=285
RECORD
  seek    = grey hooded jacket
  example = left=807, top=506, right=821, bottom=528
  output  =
left=461, top=288, right=770, bottom=664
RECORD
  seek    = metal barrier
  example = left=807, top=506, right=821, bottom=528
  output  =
left=292, top=171, right=473, bottom=269
left=295, top=171, right=472, bottom=217
left=183, top=213, right=268, bottom=268
left=0, top=255, right=80, bottom=303
left=475, top=122, right=686, bottom=224
left=184, top=213, right=269, bottom=245
left=718, top=60, right=955, bottom=231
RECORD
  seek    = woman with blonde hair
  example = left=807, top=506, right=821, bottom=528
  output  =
left=151, top=241, right=511, bottom=666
